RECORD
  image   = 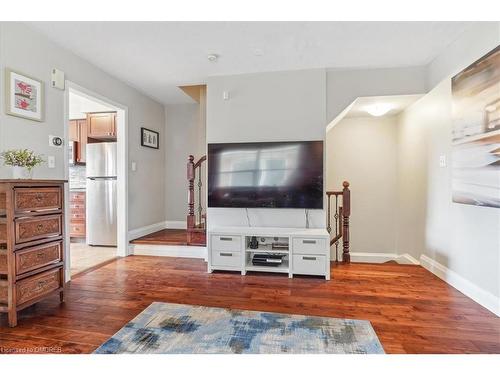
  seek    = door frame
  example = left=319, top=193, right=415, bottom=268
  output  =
left=63, top=81, right=129, bottom=281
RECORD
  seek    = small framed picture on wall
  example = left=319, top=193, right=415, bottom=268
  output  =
left=4, top=68, right=44, bottom=122
left=141, top=127, right=159, bottom=149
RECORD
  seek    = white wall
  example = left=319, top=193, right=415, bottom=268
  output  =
left=206, top=69, right=327, bottom=229
left=426, top=22, right=500, bottom=90
left=165, top=103, right=202, bottom=222
left=326, top=66, right=427, bottom=122
left=396, top=23, right=500, bottom=314
left=0, top=23, right=166, bottom=231
left=397, top=80, right=500, bottom=313
left=327, top=116, right=399, bottom=257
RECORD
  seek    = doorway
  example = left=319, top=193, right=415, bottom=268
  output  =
left=63, top=82, right=128, bottom=280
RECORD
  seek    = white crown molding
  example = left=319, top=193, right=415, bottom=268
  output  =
left=420, top=254, right=500, bottom=317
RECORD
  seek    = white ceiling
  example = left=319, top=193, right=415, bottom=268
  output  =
left=344, top=95, right=423, bottom=118
left=29, top=22, right=474, bottom=104
left=69, top=91, right=114, bottom=119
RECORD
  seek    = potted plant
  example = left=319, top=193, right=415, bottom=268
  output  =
left=0, top=149, right=44, bottom=179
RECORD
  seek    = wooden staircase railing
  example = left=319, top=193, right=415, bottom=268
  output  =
left=326, top=181, right=351, bottom=263
left=187, top=155, right=207, bottom=245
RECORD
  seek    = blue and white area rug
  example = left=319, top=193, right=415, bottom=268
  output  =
left=95, top=302, right=384, bottom=354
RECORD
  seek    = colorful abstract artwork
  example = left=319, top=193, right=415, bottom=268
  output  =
left=94, top=302, right=385, bottom=354
left=452, top=45, right=500, bottom=208
left=5, top=69, right=44, bottom=121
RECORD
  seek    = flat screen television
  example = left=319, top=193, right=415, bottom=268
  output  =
left=208, top=140, right=324, bottom=209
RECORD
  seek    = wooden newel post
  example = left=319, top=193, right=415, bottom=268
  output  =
left=342, top=181, right=351, bottom=263
left=187, top=155, right=195, bottom=234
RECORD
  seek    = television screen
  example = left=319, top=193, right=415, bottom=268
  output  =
left=208, top=141, right=324, bottom=209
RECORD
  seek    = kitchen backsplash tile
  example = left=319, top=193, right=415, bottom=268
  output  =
left=69, top=165, right=86, bottom=189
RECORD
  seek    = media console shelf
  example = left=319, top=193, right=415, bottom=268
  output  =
left=207, top=227, right=330, bottom=280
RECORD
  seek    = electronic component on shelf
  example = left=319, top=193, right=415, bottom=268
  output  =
left=252, top=253, right=286, bottom=267
left=271, top=242, right=289, bottom=250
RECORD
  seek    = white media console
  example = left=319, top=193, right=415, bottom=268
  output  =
left=207, top=226, right=331, bottom=280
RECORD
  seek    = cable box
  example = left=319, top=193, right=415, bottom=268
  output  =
left=252, top=254, right=286, bottom=267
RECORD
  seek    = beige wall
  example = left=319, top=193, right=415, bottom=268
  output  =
left=165, top=103, right=204, bottom=222
left=326, top=116, right=399, bottom=257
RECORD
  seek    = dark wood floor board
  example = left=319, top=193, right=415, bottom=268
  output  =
left=1, top=255, right=498, bottom=354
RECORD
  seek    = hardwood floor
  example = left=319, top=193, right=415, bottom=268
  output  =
left=0, top=256, right=499, bottom=354
left=130, top=229, right=200, bottom=246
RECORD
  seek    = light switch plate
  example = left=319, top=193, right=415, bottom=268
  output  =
left=439, top=155, right=447, bottom=168
left=48, top=156, right=56, bottom=169
left=131, top=161, right=137, bottom=171
left=51, top=68, right=65, bottom=90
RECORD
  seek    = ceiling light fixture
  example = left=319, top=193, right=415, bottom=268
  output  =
left=207, top=53, right=218, bottom=62
left=365, top=103, right=393, bottom=117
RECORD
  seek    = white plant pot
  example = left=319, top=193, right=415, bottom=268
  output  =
left=12, top=166, right=33, bottom=179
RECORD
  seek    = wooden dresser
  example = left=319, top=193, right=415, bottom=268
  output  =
left=0, top=179, right=66, bottom=327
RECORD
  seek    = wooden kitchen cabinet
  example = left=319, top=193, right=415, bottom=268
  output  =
left=87, top=112, right=116, bottom=139
left=77, top=119, right=87, bottom=163
left=69, top=120, right=80, bottom=142
left=69, top=119, right=87, bottom=164
left=69, top=191, right=86, bottom=238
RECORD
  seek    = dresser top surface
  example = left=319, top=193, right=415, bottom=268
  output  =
left=0, top=179, right=67, bottom=184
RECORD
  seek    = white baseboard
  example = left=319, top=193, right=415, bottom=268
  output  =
left=132, top=244, right=207, bottom=260
left=420, top=254, right=500, bottom=317
left=349, top=252, right=420, bottom=265
left=128, top=220, right=187, bottom=241
left=165, top=220, right=187, bottom=229
left=128, top=221, right=167, bottom=241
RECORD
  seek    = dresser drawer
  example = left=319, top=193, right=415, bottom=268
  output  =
left=211, top=250, right=241, bottom=268
left=15, top=215, right=62, bottom=244
left=0, top=223, right=6, bottom=242
left=211, top=235, right=241, bottom=252
left=15, top=241, right=62, bottom=275
left=70, top=223, right=86, bottom=237
left=0, top=278, right=7, bottom=304
left=16, top=267, right=62, bottom=305
left=0, top=249, right=7, bottom=273
left=292, top=254, right=327, bottom=276
left=14, top=187, right=62, bottom=214
left=292, top=237, right=327, bottom=255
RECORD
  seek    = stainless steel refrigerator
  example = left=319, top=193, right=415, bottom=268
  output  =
left=86, top=142, right=117, bottom=246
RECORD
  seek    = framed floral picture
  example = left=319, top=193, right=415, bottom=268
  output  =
left=141, top=127, right=159, bottom=149
left=4, top=68, right=44, bottom=122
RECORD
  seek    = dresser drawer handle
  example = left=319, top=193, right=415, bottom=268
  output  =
left=219, top=237, right=233, bottom=241
left=37, top=252, right=45, bottom=258
left=220, top=252, right=233, bottom=257
left=302, top=240, right=316, bottom=244
left=35, top=193, right=43, bottom=201
left=37, top=224, right=44, bottom=231
left=302, top=256, right=317, bottom=261
left=37, top=280, right=47, bottom=288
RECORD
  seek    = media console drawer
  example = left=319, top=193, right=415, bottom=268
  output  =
left=211, top=250, right=241, bottom=268
left=211, top=235, right=241, bottom=252
left=292, top=254, right=326, bottom=276
left=292, top=237, right=327, bottom=255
